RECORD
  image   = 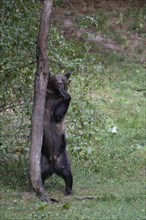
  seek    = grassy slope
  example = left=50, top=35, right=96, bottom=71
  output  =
left=1, top=2, right=146, bottom=220
left=1, top=56, right=145, bottom=220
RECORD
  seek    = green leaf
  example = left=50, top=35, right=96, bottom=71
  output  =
left=62, top=203, right=70, bottom=210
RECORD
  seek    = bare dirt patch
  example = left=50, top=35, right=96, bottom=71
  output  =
left=54, top=0, right=146, bottom=64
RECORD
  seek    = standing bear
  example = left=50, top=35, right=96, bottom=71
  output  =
left=41, top=72, right=73, bottom=196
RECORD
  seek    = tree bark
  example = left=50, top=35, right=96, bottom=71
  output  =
left=29, top=0, right=53, bottom=202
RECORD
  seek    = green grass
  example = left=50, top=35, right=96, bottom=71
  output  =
left=1, top=66, right=146, bottom=218
left=0, top=165, right=145, bottom=220
left=1, top=2, right=146, bottom=220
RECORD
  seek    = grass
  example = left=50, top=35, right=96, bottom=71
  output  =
left=1, top=1, right=146, bottom=220
left=0, top=165, right=145, bottom=220
left=1, top=58, right=145, bottom=219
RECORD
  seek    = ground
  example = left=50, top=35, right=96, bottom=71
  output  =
left=54, top=0, right=146, bottom=64
left=0, top=0, right=146, bottom=219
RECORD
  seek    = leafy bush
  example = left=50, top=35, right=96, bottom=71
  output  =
left=1, top=1, right=110, bottom=160
left=77, top=14, right=103, bottom=30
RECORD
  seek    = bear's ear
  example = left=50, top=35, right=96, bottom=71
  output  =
left=64, top=72, right=72, bottom=79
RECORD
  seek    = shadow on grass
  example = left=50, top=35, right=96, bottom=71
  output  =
left=0, top=156, right=29, bottom=190
left=0, top=155, right=67, bottom=194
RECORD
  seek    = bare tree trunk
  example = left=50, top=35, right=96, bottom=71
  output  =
left=29, top=0, right=53, bottom=202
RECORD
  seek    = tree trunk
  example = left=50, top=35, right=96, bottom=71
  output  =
left=29, top=0, right=53, bottom=202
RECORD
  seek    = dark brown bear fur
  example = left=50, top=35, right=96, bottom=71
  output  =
left=41, top=73, right=73, bottom=195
